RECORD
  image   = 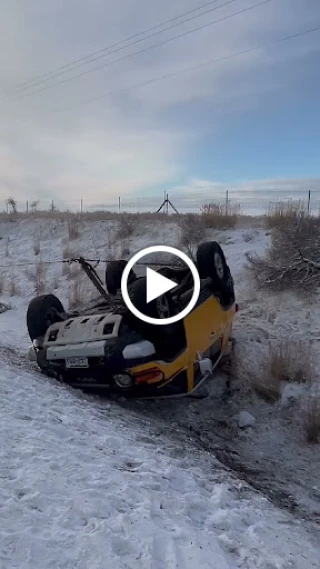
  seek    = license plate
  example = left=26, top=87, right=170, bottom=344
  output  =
left=65, top=356, right=89, bottom=369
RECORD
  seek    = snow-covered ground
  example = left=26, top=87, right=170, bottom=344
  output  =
left=0, top=216, right=320, bottom=568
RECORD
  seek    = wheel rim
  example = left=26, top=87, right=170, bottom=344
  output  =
left=156, top=295, right=171, bottom=318
left=214, top=252, right=224, bottom=280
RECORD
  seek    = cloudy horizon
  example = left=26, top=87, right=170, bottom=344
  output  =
left=0, top=0, right=319, bottom=207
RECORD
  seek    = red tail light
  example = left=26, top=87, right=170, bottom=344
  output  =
left=135, top=368, right=164, bottom=384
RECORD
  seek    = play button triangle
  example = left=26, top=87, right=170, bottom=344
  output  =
left=146, top=268, right=177, bottom=304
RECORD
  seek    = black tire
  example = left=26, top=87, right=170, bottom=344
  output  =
left=197, top=241, right=228, bottom=284
left=105, top=260, right=127, bottom=295
left=127, top=277, right=174, bottom=319
left=196, top=241, right=235, bottom=306
left=105, top=260, right=137, bottom=295
left=27, top=294, right=65, bottom=341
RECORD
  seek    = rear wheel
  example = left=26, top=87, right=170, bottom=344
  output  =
left=196, top=241, right=234, bottom=306
left=27, top=294, right=65, bottom=341
left=197, top=241, right=228, bottom=283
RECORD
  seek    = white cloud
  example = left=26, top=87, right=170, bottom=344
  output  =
left=0, top=0, right=318, bottom=204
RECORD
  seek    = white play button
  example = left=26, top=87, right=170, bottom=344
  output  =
left=146, top=267, right=177, bottom=304
left=121, top=245, right=200, bottom=326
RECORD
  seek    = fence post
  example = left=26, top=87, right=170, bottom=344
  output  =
left=307, top=190, right=311, bottom=215
left=51, top=200, right=54, bottom=213
left=26, top=201, right=29, bottom=213
left=118, top=196, right=121, bottom=213
left=80, top=199, right=83, bottom=213
left=226, top=190, right=229, bottom=215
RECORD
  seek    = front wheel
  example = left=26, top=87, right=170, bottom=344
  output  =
left=127, top=277, right=175, bottom=319
left=27, top=294, right=65, bottom=341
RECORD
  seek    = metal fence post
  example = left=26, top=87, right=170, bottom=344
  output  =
left=307, top=190, right=311, bottom=215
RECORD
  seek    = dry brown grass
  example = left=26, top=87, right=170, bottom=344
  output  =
left=269, top=339, right=313, bottom=384
left=237, top=338, right=314, bottom=403
left=27, top=261, right=47, bottom=295
left=67, top=217, right=80, bottom=240
left=303, top=397, right=320, bottom=443
left=236, top=346, right=281, bottom=403
left=201, top=202, right=240, bottom=230
left=265, top=200, right=309, bottom=229
left=252, top=375, right=282, bottom=403
left=0, top=274, right=4, bottom=295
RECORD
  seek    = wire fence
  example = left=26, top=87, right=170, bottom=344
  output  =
left=2, top=190, right=320, bottom=217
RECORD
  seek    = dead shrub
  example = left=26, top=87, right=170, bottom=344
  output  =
left=69, top=280, right=84, bottom=309
left=33, top=235, right=41, bottom=256
left=303, top=397, right=320, bottom=443
left=69, top=263, right=81, bottom=280
left=62, top=244, right=73, bottom=260
left=179, top=214, right=207, bottom=250
left=27, top=261, right=47, bottom=295
left=201, top=202, right=240, bottom=230
left=62, top=262, right=71, bottom=278
left=237, top=338, right=314, bottom=403
left=0, top=274, right=4, bottom=295
left=9, top=274, right=20, bottom=297
left=247, top=215, right=320, bottom=292
left=105, top=225, right=117, bottom=260
left=67, top=217, right=80, bottom=240
left=62, top=244, right=79, bottom=276
left=52, top=274, right=60, bottom=290
left=116, top=214, right=138, bottom=239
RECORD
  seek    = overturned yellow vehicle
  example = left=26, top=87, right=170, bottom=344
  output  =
left=26, top=241, right=237, bottom=398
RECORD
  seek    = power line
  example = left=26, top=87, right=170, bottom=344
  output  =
left=54, top=23, right=320, bottom=114
left=6, top=0, right=272, bottom=103
left=5, top=0, right=239, bottom=95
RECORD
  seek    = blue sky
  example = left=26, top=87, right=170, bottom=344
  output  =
left=0, top=0, right=319, bottom=209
